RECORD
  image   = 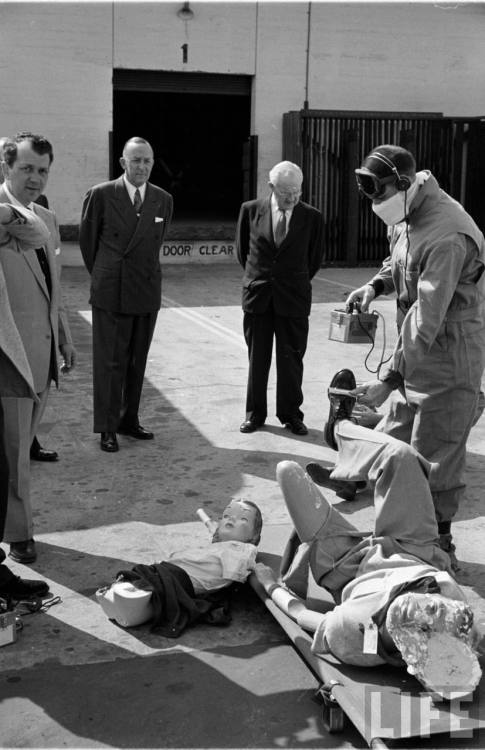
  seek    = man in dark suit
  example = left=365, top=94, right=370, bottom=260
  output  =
left=80, top=137, right=173, bottom=452
left=236, top=161, right=324, bottom=435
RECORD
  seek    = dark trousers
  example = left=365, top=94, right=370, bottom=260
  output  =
left=0, top=402, right=16, bottom=587
left=92, top=306, right=158, bottom=433
left=243, top=306, right=309, bottom=424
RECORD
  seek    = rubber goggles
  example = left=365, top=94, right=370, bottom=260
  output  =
left=354, top=168, right=396, bottom=199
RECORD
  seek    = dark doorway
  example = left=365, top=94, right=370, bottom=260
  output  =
left=113, top=84, right=251, bottom=223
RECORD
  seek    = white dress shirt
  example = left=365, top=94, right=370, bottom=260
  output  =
left=123, top=175, right=147, bottom=204
left=271, top=193, right=294, bottom=242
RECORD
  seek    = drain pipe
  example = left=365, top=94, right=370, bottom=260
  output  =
left=304, top=2, right=312, bottom=110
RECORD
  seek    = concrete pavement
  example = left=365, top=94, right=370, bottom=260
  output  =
left=1, top=259, right=484, bottom=749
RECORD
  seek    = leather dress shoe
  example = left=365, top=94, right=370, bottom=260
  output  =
left=305, top=463, right=365, bottom=501
left=239, top=419, right=264, bottom=433
left=284, top=418, right=308, bottom=436
left=30, top=437, right=58, bottom=462
left=324, top=369, right=357, bottom=450
left=9, top=539, right=37, bottom=564
left=0, top=575, right=49, bottom=600
left=100, top=432, right=119, bottom=452
left=117, top=424, right=154, bottom=440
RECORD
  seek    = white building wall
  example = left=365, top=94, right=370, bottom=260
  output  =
left=0, top=1, right=484, bottom=225
left=0, top=2, right=112, bottom=225
left=307, top=3, right=485, bottom=115
left=252, top=3, right=309, bottom=194
left=113, top=2, right=256, bottom=73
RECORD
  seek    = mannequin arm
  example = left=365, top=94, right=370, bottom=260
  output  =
left=252, top=562, right=326, bottom=632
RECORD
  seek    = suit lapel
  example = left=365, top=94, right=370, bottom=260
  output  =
left=113, top=176, right=139, bottom=228
left=274, top=202, right=305, bottom=258
left=0, top=187, right=51, bottom=301
left=124, top=183, right=159, bottom=256
left=256, top=197, right=273, bottom=246
left=30, top=203, right=54, bottom=302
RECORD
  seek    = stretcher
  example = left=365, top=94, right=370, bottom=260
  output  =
left=249, top=524, right=485, bottom=749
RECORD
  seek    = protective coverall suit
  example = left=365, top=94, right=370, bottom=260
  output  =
left=370, top=172, right=485, bottom=523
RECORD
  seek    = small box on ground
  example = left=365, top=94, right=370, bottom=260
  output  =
left=0, top=611, right=17, bottom=647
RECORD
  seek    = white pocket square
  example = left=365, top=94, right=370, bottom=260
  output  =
left=155, top=217, right=164, bottom=223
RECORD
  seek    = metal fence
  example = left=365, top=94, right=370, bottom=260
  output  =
left=283, top=110, right=485, bottom=265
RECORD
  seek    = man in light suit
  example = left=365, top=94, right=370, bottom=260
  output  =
left=236, top=161, right=324, bottom=436
left=80, top=137, right=173, bottom=452
left=0, top=202, right=51, bottom=597
left=0, top=133, right=76, bottom=564
left=0, top=136, right=58, bottom=463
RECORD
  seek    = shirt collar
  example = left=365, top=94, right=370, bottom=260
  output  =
left=271, top=192, right=295, bottom=220
left=123, top=175, right=147, bottom=203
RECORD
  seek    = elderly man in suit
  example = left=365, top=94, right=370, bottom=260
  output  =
left=236, top=161, right=324, bottom=436
left=80, top=137, right=173, bottom=453
left=0, top=133, right=76, bottom=564
left=0, top=202, right=51, bottom=596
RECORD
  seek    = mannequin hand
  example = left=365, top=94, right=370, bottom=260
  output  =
left=253, top=563, right=278, bottom=593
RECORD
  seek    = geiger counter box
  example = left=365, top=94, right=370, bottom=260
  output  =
left=0, top=611, right=17, bottom=647
left=329, top=309, right=378, bottom=343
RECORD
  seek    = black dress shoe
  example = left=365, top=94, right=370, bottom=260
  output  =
left=30, top=437, right=58, bottom=462
left=0, top=575, right=49, bottom=600
left=117, top=424, right=154, bottom=440
left=284, top=418, right=308, bottom=436
left=239, top=419, right=264, bottom=433
left=305, top=463, right=365, bottom=501
left=324, top=369, right=357, bottom=450
left=100, top=432, right=119, bottom=452
left=9, top=539, right=37, bottom=564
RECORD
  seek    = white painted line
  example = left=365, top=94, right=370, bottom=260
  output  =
left=313, top=274, right=356, bottom=291
left=162, top=295, right=246, bottom=350
left=80, top=304, right=246, bottom=350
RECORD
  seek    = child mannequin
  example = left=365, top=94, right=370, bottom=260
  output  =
left=97, top=499, right=262, bottom=633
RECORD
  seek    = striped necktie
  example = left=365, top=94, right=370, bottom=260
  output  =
left=133, top=188, right=142, bottom=215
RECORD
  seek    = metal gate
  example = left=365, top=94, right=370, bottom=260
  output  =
left=283, top=110, right=485, bottom=265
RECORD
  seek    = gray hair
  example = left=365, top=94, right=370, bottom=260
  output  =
left=269, top=161, right=303, bottom=185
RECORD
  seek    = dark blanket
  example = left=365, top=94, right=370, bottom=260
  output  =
left=116, top=561, right=232, bottom=637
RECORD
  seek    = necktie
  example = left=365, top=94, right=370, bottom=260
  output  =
left=133, top=188, right=142, bottom=215
left=274, top=209, right=286, bottom=246
left=34, top=247, right=52, bottom=297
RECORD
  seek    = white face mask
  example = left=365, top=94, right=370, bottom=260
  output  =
left=371, top=171, right=427, bottom=226
left=372, top=190, right=410, bottom=226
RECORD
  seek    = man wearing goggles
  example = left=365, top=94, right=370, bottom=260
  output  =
left=344, top=144, right=485, bottom=571
left=355, top=164, right=406, bottom=200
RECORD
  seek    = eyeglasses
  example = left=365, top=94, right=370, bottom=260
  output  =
left=273, top=187, right=302, bottom=198
left=355, top=169, right=396, bottom=200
